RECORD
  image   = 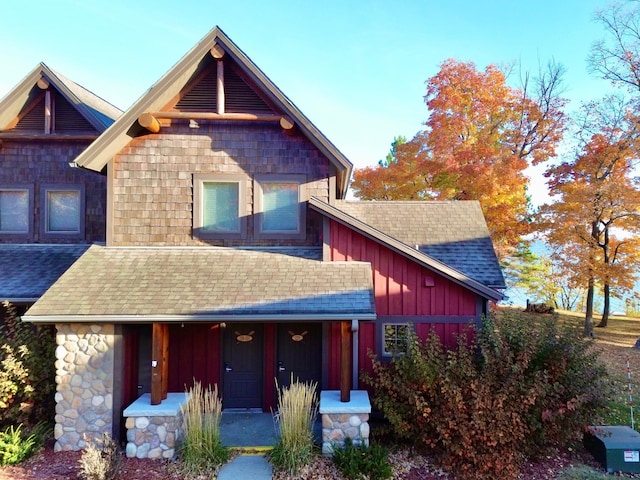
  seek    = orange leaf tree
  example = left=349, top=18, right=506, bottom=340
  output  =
left=537, top=96, right=640, bottom=335
left=352, top=59, right=567, bottom=259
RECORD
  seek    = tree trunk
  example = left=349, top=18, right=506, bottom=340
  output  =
left=597, top=283, right=610, bottom=327
left=585, top=277, right=595, bottom=337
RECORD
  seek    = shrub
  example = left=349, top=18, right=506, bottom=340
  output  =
left=78, top=432, right=122, bottom=480
left=269, top=375, right=318, bottom=475
left=332, top=437, right=392, bottom=480
left=0, top=301, right=55, bottom=429
left=179, top=381, right=229, bottom=477
left=0, top=422, right=47, bottom=466
left=364, top=313, right=611, bottom=480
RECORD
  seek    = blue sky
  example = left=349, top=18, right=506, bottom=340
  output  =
left=0, top=0, right=616, bottom=204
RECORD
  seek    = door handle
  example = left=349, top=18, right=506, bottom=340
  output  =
left=278, top=362, right=286, bottom=372
left=225, top=364, right=233, bottom=373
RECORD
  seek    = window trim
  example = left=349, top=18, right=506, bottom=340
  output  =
left=40, top=184, right=85, bottom=240
left=193, top=173, right=247, bottom=239
left=254, top=174, right=306, bottom=240
left=381, top=322, right=413, bottom=358
left=0, top=185, right=33, bottom=237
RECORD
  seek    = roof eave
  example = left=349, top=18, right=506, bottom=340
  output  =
left=0, top=64, right=43, bottom=131
left=309, top=197, right=504, bottom=302
left=21, top=312, right=378, bottom=324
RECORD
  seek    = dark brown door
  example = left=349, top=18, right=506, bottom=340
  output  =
left=276, top=323, right=322, bottom=389
left=222, top=323, right=263, bottom=409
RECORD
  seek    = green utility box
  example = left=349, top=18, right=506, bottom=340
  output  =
left=584, top=426, right=640, bottom=474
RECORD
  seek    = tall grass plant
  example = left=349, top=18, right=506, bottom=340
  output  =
left=179, top=381, right=229, bottom=477
left=269, top=375, right=318, bottom=475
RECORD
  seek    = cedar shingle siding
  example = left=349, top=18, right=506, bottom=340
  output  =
left=112, top=122, right=330, bottom=246
left=0, top=140, right=106, bottom=243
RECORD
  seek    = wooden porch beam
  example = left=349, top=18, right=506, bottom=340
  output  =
left=36, top=77, right=49, bottom=89
left=151, top=323, right=169, bottom=405
left=210, top=44, right=225, bottom=59
left=138, top=111, right=295, bottom=132
left=340, top=320, right=351, bottom=402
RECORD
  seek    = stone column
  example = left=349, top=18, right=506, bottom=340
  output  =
left=54, top=323, right=115, bottom=451
left=319, top=390, right=371, bottom=456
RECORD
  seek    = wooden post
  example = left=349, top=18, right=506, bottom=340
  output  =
left=161, top=324, right=169, bottom=401
left=340, top=321, right=351, bottom=402
left=138, top=112, right=161, bottom=133
left=216, top=59, right=224, bottom=114
left=151, top=323, right=167, bottom=405
left=44, top=91, right=51, bottom=134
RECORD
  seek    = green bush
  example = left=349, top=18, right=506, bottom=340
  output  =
left=363, top=313, right=611, bottom=480
left=332, top=437, right=392, bottom=480
left=269, top=375, right=318, bottom=475
left=179, top=381, right=229, bottom=477
left=0, top=422, right=47, bottom=466
left=0, top=301, right=55, bottom=429
left=78, top=432, right=122, bottom=480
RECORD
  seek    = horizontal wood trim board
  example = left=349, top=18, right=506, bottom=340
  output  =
left=0, top=133, right=98, bottom=141
left=150, top=111, right=282, bottom=121
left=376, top=315, right=479, bottom=324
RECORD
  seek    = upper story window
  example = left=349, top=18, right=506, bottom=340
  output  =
left=193, top=173, right=247, bottom=239
left=255, top=175, right=306, bottom=239
left=41, top=185, right=85, bottom=238
left=0, top=187, right=32, bottom=235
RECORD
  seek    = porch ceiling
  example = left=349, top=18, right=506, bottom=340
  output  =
left=22, top=245, right=376, bottom=322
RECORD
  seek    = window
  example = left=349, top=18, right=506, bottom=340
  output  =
left=255, top=175, right=306, bottom=239
left=0, top=188, right=31, bottom=234
left=193, top=174, right=246, bottom=239
left=41, top=185, right=84, bottom=238
left=383, top=324, right=410, bottom=357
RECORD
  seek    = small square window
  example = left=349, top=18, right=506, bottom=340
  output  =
left=383, top=324, right=409, bottom=357
left=193, top=174, right=247, bottom=239
left=0, top=188, right=30, bottom=234
left=41, top=185, right=84, bottom=239
left=255, top=175, right=306, bottom=239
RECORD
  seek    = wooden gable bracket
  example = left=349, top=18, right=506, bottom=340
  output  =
left=138, top=111, right=295, bottom=133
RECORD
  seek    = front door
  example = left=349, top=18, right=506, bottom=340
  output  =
left=222, top=323, right=263, bottom=409
left=276, top=323, right=322, bottom=389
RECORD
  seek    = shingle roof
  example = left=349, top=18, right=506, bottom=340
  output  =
left=332, top=200, right=505, bottom=288
left=23, top=245, right=375, bottom=321
left=0, top=244, right=91, bottom=301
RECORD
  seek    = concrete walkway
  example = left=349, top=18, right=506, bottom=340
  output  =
left=217, top=454, right=272, bottom=480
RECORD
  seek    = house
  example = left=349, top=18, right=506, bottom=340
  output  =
left=0, top=63, right=121, bottom=319
left=19, top=27, right=505, bottom=457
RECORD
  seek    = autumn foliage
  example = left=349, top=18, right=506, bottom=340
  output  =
left=364, top=314, right=610, bottom=480
left=352, top=59, right=566, bottom=258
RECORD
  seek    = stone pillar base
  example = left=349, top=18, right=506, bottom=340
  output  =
left=122, top=393, right=188, bottom=460
left=319, top=390, right=371, bottom=456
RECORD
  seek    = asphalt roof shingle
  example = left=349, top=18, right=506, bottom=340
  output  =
left=332, top=200, right=506, bottom=289
left=0, top=244, right=91, bottom=300
left=24, top=245, right=375, bottom=319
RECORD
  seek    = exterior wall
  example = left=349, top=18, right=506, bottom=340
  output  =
left=54, top=323, right=115, bottom=451
left=168, top=323, right=221, bottom=393
left=0, top=140, right=106, bottom=243
left=110, top=122, right=331, bottom=246
left=329, top=221, right=481, bottom=387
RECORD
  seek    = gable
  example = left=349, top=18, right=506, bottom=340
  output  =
left=0, top=63, right=122, bottom=135
left=72, top=27, right=352, bottom=197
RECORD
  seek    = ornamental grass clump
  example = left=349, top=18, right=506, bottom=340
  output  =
left=179, top=381, right=229, bottom=477
left=270, top=375, right=318, bottom=475
left=78, top=432, right=122, bottom=480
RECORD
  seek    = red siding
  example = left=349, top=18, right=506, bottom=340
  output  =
left=327, top=322, right=342, bottom=390
left=168, top=324, right=221, bottom=392
left=329, top=220, right=480, bottom=373
left=330, top=221, right=478, bottom=317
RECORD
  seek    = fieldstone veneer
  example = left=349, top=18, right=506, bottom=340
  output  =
left=320, top=390, right=371, bottom=456
left=54, top=323, right=114, bottom=451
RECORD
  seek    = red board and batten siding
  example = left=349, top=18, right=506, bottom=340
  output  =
left=329, top=221, right=479, bottom=387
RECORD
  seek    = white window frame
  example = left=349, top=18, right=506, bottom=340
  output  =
left=193, top=173, right=247, bottom=239
left=254, top=174, right=306, bottom=240
left=0, top=186, right=33, bottom=236
left=41, top=184, right=85, bottom=239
